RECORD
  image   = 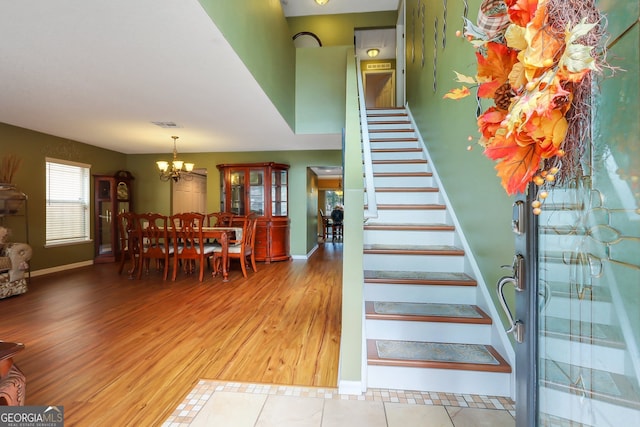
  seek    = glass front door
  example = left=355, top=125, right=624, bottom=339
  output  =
left=508, top=6, right=640, bottom=426
left=532, top=11, right=640, bottom=426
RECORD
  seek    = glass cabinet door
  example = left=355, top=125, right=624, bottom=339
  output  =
left=249, top=169, right=265, bottom=215
left=229, top=170, right=245, bottom=215
left=96, top=178, right=114, bottom=258
left=272, top=169, right=287, bottom=216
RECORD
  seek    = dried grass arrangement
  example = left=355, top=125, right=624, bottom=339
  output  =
left=0, top=154, right=22, bottom=184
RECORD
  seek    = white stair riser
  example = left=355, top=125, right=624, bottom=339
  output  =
left=370, top=163, right=430, bottom=173
left=364, top=283, right=477, bottom=305
left=363, top=254, right=465, bottom=272
left=373, top=175, right=434, bottom=187
left=368, top=123, right=413, bottom=130
left=366, top=319, right=492, bottom=343
left=373, top=191, right=441, bottom=205
left=540, top=387, right=639, bottom=427
left=368, top=111, right=407, bottom=118
left=372, top=209, right=448, bottom=223
left=367, top=365, right=512, bottom=397
left=541, top=337, right=626, bottom=374
left=363, top=229, right=455, bottom=246
left=370, top=151, right=425, bottom=161
left=370, top=141, right=420, bottom=150
left=368, top=118, right=409, bottom=125
left=545, top=298, right=613, bottom=324
left=370, top=131, right=417, bottom=139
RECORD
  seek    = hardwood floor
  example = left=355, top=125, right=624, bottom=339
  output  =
left=0, top=243, right=342, bottom=426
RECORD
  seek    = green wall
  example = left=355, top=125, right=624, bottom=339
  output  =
left=404, top=0, right=515, bottom=328
left=287, top=11, right=397, bottom=46
left=0, top=124, right=126, bottom=271
left=198, top=0, right=296, bottom=129
left=295, top=46, right=350, bottom=134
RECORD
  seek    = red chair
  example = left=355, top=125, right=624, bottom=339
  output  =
left=136, top=213, right=173, bottom=280
left=210, top=213, right=258, bottom=278
left=170, top=212, right=215, bottom=282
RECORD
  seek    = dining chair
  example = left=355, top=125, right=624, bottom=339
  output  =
left=116, top=211, right=139, bottom=277
left=136, top=213, right=173, bottom=280
left=207, top=212, right=235, bottom=227
left=319, top=209, right=333, bottom=241
left=170, top=212, right=215, bottom=282
left=210, top=213, right=258, bottom=278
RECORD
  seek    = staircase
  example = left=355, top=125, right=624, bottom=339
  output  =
left=362, top=107, right=513, bottom=397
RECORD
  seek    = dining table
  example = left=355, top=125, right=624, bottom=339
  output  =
left=199, top=226, right=242, bottom=282
left=125, top=224, right=242, bottom=282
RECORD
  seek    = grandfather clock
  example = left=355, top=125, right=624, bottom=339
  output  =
left=94, top=170, right=134, bottom=263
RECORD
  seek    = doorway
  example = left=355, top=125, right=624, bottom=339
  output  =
left=363, top=70, right=396, bottom=108
left=171, top=170, right=207, bottom=214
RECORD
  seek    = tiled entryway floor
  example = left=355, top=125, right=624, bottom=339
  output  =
left=163, top=381, right=515, bottom=427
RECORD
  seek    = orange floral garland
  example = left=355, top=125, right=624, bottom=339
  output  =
left=445, top=0, right=604, bottom=202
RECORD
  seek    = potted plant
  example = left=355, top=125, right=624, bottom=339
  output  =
left=0, top=154, right=25, bottom=214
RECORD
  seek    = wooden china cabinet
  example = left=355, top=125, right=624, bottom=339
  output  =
left=217, top=162, right=290, bottom=263
left=93, top=170, right=134, bottom=263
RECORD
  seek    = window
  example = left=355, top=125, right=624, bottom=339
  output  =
left=46, top=158, right=91, bottom=246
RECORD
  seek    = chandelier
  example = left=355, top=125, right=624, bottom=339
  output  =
left=156, top=136, right=195, bottom=182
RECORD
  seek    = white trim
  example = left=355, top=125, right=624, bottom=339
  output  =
left=406, top=104, right=516, bottom=398
left=30, top=260, right=94, bottom=277
left=291, top=243, right=319, bottom=260
left=338, top=380, right=364, bottom=396
left=44, top=157, right=91, bottom=169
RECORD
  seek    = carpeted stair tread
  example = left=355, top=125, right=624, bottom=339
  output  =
left=367, top=339, right=511, bottom=373
left=364, top=270, right=476, bottom=286
left=541, top=359, right=640, bottom=409
left=542, top=316, right=625, bottom=348
left=363, top=244, right=464, bottom=256
left=365, top=301, right=491, bottom=324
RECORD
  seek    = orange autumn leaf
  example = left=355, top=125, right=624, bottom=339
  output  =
left=443, top=86, right=471, bottom=100
left=476, top=42, right=519, bottom=99
left=484, top=132, right=542, bottom=195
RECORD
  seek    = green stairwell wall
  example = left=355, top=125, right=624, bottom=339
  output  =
left=404, top=0, right=516, bottom=339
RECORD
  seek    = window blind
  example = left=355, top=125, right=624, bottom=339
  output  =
left=45, top=158, right=91, bottom=246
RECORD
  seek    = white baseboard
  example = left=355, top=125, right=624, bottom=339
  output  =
left=338, top=380, right=364, bottom=395
left=291, top=243, right=319, bottom=260
left=30, top=260, right=94, bottom=277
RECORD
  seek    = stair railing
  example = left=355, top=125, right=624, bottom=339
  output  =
left=356, top=59, right=378, bottom=220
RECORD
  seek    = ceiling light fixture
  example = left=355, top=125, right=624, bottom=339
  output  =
left=367, top=48, right=380, bottom=58
left=156, top=136, right=195, bottom=182
left=315, top=0, right=329, bottom=5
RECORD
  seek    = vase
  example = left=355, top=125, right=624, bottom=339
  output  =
left=0, top=184, right=26, bottom=215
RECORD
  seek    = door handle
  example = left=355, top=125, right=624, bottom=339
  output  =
left=497, top=254, right=526, bottom=343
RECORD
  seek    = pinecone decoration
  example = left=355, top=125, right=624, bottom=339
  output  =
left=494, top=82, right=515, bottom=111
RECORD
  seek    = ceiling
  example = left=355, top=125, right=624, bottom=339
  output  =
left=0, top=0, right=399, bottom=157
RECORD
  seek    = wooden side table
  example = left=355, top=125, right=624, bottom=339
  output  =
left=0, top=341, right=26, bottom=406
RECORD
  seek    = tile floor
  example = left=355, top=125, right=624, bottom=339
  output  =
left=163, top=381, right=515, bottom=427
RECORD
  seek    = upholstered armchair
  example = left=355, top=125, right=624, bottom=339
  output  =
left=0, top=227, right=32, bottom=299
